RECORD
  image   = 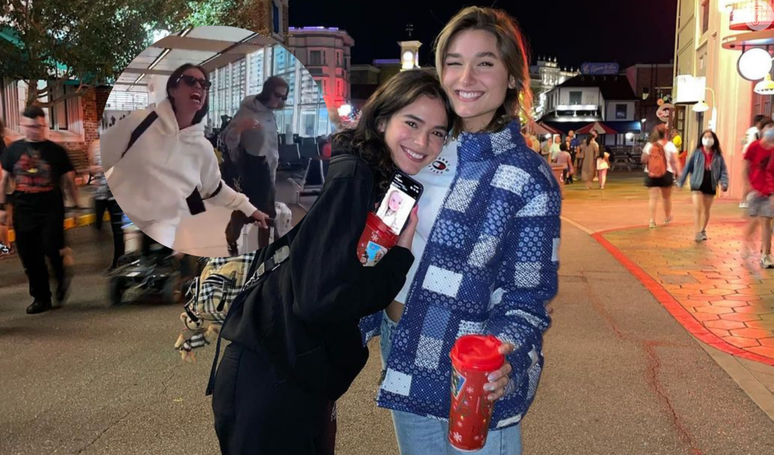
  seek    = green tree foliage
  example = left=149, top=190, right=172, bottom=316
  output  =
left=0, top=0, right=248, bottom=107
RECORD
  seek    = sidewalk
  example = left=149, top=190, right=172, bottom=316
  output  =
left=560, top=171, right=774, bottom=419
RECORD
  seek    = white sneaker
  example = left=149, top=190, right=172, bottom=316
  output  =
left=761, top=254, right=774, bottom=269
left=739, top=201, right=749, bottom=209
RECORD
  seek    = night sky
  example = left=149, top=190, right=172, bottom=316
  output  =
left=291, top=0, right=678, bottom=69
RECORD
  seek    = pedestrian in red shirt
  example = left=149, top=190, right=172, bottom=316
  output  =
left=743, top=119, right=774, bottom=268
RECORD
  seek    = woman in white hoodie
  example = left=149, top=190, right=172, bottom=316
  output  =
left=101, top=64, right=269, bottom=248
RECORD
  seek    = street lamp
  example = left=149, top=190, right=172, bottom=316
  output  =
left=691, top=87, right=716, bottom=112
left=755, top=73, right=774, bottom=94
left=692, top=87, right=717, bottom=131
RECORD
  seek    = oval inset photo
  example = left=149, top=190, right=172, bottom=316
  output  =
left=101, top=26, right=334, bottom=257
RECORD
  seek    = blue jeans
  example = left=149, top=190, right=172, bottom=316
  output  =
left=379, top=312, right=523, bottom=455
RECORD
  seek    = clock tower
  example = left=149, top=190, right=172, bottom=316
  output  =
left=399, top=40, right=422, bottom=71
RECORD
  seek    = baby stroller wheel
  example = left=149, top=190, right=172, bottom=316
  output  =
left=109, top=277, right=127, bottom=305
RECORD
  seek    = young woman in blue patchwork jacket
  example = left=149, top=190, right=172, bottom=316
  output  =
left=360, top=7, right=561, bottom=454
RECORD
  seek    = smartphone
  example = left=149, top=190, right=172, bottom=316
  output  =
left=375, top=170, right=423, bottom=235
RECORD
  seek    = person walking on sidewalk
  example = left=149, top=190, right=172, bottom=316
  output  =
left=89, top=134, right=125, bottom=272
left=361, top=7, right=560, bottom=455
left=596, top=146, right=610, bottom=189
left=221, top=76, right=288, bottom=255
left=0, top=117, right=12, bottom=255
left=581, top=130, right=599, bottom=189
left=742, top=119, right=774, bottom=267
left=677, top=129, right=729, bottom=243
left=0, top=106, right=79, bottom=314
left=741, top=115, right=768, bottom=208
left=556, top=142, right=574, bottom=185
left=642, top=124, right=681, bottom=228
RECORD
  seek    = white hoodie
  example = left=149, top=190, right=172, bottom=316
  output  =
left=101, top=99, right=257, bottom=245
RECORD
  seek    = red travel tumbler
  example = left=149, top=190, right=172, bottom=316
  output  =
left=356, top=212, right=398, bottom=267
left=449, top=335, right=504, bottom=451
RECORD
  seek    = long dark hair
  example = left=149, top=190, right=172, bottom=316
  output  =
left=332, top=68, right=455, bottom=197
left=585, top=130, right=597, bottom=146
left=166, top=63, right=210, bottom=125
left=700, top=129, right=723, bottom=155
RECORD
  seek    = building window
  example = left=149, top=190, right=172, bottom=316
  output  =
left=38, top=81, right=69, bottom=131
left=615, top=104, right=627, bottom=119
left=701, top=0, right=709, bottom=34
left=309, top=50, right=325, bottom=66
left=336, top=79, right=344, bottom=97
left=569, top=91, right=582, bottom=105
left=321, top=79, right=328, bottom=96
left=336, top=51, right=342, bottom=67
left=248, top=49, right=266, bottom=96
left=272, top=1, right=281, bottom=35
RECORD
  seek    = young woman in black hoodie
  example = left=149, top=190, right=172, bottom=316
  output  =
left=211, top=68, right=455, bottom=454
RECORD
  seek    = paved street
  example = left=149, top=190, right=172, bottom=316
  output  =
left=2, top=170, right=774, bottom=454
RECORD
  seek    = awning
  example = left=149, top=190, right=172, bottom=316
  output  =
left=605, top=120, right=642, bottom=133
left=525, top=121, right=561, bottom=136
left=576, top=122, right=618, bottom=135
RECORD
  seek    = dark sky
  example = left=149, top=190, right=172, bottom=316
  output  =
left=290, top=0, right=677, bottom=69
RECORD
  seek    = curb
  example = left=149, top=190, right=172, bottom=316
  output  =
left=591, top=228, right=774, bottom=368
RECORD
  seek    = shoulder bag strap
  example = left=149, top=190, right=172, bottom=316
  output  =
left=120, top=111, right=159, bottom=159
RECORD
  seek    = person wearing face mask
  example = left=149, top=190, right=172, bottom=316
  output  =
left=222, top=76, right=289, bottom=255
left=0, top=106, right=80, bottom=314
left=101, top=63, right=270, bottom=251
left=677, top=130, right=729, bottom=242
left=746, top=119, right=774, bottom=268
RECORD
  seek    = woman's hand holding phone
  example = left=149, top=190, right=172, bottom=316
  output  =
left=396, top=206, right=418, bottom=250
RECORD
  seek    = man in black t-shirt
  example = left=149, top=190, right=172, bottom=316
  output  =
left=0, top=106, right=80, bottom=314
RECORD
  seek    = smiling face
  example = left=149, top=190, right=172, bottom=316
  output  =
left=169, top=68, right=208, bottom=117
left=441, top=29, right=515, bottom=133
left=380, top=95, right=449, bottom=175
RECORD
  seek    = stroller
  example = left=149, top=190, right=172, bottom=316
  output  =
left=107, top=215, right=202, bottom=306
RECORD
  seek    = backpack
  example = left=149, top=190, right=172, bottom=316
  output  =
left=647, top=142, right=668, bottom=178
left=174, top=253, right=258, bottom=361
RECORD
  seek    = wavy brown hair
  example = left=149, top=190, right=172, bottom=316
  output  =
left=332, top=68, right=455, bottom=197
left=434, top=6, right=533, bottom=135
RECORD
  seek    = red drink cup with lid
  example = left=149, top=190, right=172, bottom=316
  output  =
left=449, top=335, right=504, bottom=451
left=356, top=212, right=398, bottom=267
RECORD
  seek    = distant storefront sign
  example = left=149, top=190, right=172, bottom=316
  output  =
left=580, top=62, right=620, bottom=75
left=674, top=75, right=706, bottom=104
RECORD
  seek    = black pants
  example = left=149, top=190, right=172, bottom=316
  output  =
left=225, top=154, right=277, bottom=249
left=14, top=208, right=66, bottom=302
left=94, top=198, right=125, bottom=268
left=212, top=343, right=336, bottom=455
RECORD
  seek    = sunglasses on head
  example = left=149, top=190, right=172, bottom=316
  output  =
left=274, top=91, right=288, bottom=101
left=177, top=75, right=212, bottom=90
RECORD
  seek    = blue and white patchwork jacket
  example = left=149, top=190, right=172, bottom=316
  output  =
left=360, top=120, right=561, bottom=429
